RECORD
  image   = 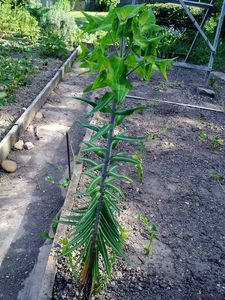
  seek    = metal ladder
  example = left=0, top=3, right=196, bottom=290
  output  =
left=156, top=0, right=225, bottom=75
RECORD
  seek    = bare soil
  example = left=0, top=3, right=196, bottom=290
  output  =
left=53, top=68, right=225, bottom=300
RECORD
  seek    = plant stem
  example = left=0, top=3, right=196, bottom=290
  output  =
left=83, top=100, right=117, bottom=300
left=84, top=36, right=126, bottom=300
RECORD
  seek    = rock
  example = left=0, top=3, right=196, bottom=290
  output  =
left=1, top=160, right=17, bottom=173
left=197, top=87, right=215, bottom=98
left=24, top=142, right=34, bottom=150
left=35, top=111, right=43, bottom=120
left=14, top=140, right=24, bottom=150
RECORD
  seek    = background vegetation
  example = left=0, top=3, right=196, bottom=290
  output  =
left=0, top=0, right=224, bottom=106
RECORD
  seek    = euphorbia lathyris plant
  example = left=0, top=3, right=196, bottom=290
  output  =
left=62, top=4, right=172, bottom=299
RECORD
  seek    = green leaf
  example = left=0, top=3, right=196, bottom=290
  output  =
left=115, top=106, right=147, bottom=116
left=85, top=163, right=104, bottom=173
left=110, top=154, right=139, bottom=164
left=81, top=142, right=107, bottom=157
left=115, top=4, right=144, bottom=24
left=154, top=59, right=173, bottom=80
left=40, top=231, right=51, bottom=240
left=87, top=175, right=103, bottom=193
left=79, top=120, right=99, bottom=132
left=81, top=158, right=99, bottom=167
left=87, top=10, right=116, bottom=33
left=113, top=134, right=146, bottom=142
left=90, top=124, right=112, bottom=142
left=0, top=91, right=7, bottom=100
left=83, top=171, right=97, bottom=179
left=51, top=213, right=60, bottom=234
left=139, top=8, right=156, bottom=27
left=105, top=189, right=122, bottom=203
left=74, top=96, right=97, bottom=108
left=89, top=92, right=113, bottom=115
left=98, top=234, right=111, bottom=274
left=82, top=12, right=104, bottom=33
left=108, top=171, right=133, bottom=183
left=105, top=182, right=125, bottom=198
left=144, top=247, right=150, bottom=255
left=105, top=196, right=120, bottom=214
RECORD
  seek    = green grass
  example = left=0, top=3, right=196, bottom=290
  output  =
left=69, top=11, right=107, bottom=26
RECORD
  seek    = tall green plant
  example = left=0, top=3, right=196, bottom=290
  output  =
left=61, top=4, right=172, bottom=299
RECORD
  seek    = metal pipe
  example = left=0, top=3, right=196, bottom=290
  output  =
left=178, top=0, right=215, bottom=52
left=208, top=0, right=225, bottom=73
left=126, top=94, right=224, bottom=113
left=185, top=0, right=213, bottom=62
left=66, top=132, right=71, bottom=180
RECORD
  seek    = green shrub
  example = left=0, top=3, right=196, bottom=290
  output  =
left=27, top=6, right=50, bottom=22
left=39, top=34, right=70, bottom=58
left=148, top=3, right=203, bottom=29
left=0, top=56, right=38, bottom=105
left=158, top=26, right=187, bottom=58
left=40, top=8, right=77, bottom=43
left=0, top=3, right=40, bottom=40
left=54, top=0, right=71, bottom=12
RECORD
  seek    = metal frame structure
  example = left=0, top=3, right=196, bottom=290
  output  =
left=158, top=0, right=225, bottom=75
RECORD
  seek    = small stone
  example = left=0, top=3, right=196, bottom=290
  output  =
left=117, top=271, right=123, bottom=278
left=14, top=140, right=24, bottom=150
left=197, top=87, right=215, bottom=98
left=24, top=142, right=34, bottom=150
left=1, top=160, right=17, bottom=173
left=35, top=111, right=43, bottom=120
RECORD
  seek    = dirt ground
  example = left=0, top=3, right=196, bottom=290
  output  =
left=53, top=68, right=225, bottom=300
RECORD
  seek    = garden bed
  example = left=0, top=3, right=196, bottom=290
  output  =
left=52, top=68, right=225, bottom=300
left=0, top=53, right=65, bottom=140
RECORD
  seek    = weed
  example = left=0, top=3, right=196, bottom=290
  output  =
left=209, top=76, right=217, bottom=88
left=40, top=212, right=61, bottom=240
left=0, top=56, right=38, bottom=105
left=198, top=131, right=207, bottom=141
left=45, top=175, right=70, bottom=188
left=210, top=170, right=225, bottom=193
left=40, top=34, right=69, bottom=58
left=134, top=213, right=158, bottom=256
left=146, top=132, right=157, bottom=141
left=0, top=3, right=40, bottom=41
left=0, top=91, right=7, bottom=106
left=209, top=135, right=224, bottom=152
left=162, top=123, right=171, bottom=135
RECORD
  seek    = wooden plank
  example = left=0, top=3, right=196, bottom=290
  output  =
left=173, top=61, right=210, bottom=71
